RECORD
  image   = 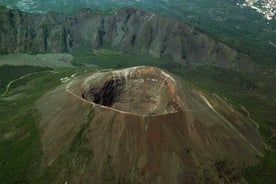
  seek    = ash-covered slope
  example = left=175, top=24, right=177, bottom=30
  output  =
left=0, top=7, right=254, bottom=70
left=36, top=66, right=263, bottom=184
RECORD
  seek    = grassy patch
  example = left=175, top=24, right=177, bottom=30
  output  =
left=243, top=150, right=276, bottom=184
left=0, top=5, right=6, bottom=10
left=71, top=48, right=171, bottom=69
left=0, top=110, right=42, bottom=184
left=0, top=67, right=81, bottom=184
left=144, top=0, right=276, bottom=66
left=0, top=65, right=51, bottom=93
left=160, top=63, right=276, bottom=142
left=158, top=62, right=276, bottom=184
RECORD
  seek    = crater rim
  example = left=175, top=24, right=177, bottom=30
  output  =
left=82, top=66, right=179, bottom=116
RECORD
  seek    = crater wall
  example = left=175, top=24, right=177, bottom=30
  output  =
left=82, top=67, right=177, bottom=115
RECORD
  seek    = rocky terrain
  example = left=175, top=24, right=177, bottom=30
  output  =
left=0, top=7, right=254, bottom=70
left=35, top=66, right=264, bottom=183
left=82, top=67, right=177, bottom=115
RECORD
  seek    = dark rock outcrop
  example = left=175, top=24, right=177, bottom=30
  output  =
left=0, top=7, right=254, bottom=70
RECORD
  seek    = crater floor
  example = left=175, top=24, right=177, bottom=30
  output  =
left=82, top=67, right=177, bottom=115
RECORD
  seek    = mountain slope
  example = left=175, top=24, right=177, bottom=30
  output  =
left=1, top=1, right=275, bottom=66
left=0, top=7, right=254, bottom=71
left=35, top=66, right=263, bottom=183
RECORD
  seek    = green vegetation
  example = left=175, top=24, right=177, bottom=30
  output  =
left=0, top=5, right=6, bottom=10
left=0, top=0, right=275, bottom=182
left=0, top=49, right=275, bottom=183
left=214, top=159, right=242, bottom=183
left=243, top=150, right=276, bottom=184
left=2, top=0, right=275, bottom=66
left=103, top=155, right=115, bottom=184
left=0, top=67, right=82, bottom=184
left=0, top=65, right=51, bottom=94
left=70, top=0, right=274, bottom=67
left=159, top=63, right=276, bottom=143
left=158, top=62, right=276, bottom=184
left=71, top=49, right=171, bottom=69
left=36, top=106, right=95, bottom=184
left=3, top=0, right=275, bottom=66
left=137, top=0, right=276, bottom=66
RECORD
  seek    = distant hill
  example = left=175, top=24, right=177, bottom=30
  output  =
left=0, top=0, right=275, bottom=66
left=0, top=7, right=256, bottom=71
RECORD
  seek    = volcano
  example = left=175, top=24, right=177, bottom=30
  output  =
left=36, top=66, right=264, bottom=183
left=82, top=67, right=177, bottom=115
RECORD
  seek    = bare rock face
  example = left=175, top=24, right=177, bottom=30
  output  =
left=0, top=8, right=254, bottom=70
left=36, top=66, right=263, bottom=184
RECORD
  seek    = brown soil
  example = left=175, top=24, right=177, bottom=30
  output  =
left=36, top=66, right=264, bottom=184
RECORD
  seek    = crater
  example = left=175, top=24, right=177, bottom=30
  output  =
left=82, top=67, right=178, bottom=115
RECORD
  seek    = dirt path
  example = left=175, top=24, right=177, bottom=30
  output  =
left=213, top=93, right=266, bottom=149
left=1, top=71, right=43, bottom=97
left=200, top=93, right=263, bottom=156
left=240, top=105, right=267, bottom=148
